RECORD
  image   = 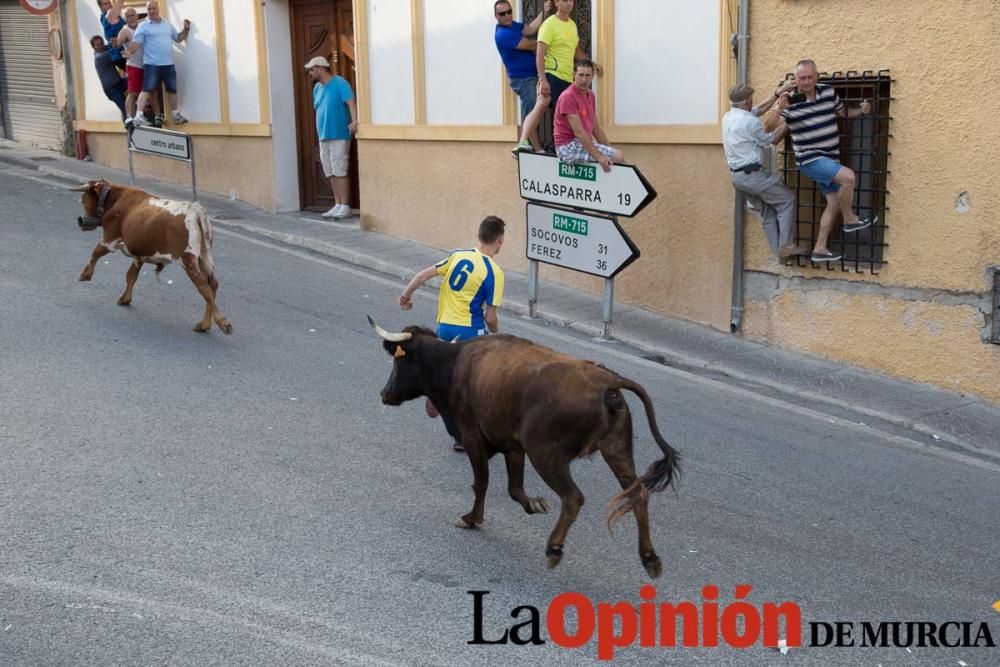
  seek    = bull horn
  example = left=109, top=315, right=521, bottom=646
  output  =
left=67, top=183, right=91, bottom=192
left=367, top=315, right=412, bottom=342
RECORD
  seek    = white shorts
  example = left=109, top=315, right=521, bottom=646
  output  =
left=319, top=139, right=350, bottom=177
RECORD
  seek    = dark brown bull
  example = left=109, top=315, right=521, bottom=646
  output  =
left=370, top=317, right=680, bottom=578
left=70, top=180, right=232, bottom=334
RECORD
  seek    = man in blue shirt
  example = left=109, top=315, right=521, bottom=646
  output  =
left=97, top=0, right=126, bottom=72
left=306, top=56, right=359, bottom=219
left=494, top=0, right=551, bottom=153
left=126, top=0, right=190, bottom=128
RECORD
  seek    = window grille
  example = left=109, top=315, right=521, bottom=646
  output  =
left=779, top=70, right=892, bottom=274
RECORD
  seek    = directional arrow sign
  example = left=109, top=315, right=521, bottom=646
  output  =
left=129, top=126, right=191, bottom=161
left=526, top=203, right=640, bottom=278
left=518, top=152, right=656, bottom=217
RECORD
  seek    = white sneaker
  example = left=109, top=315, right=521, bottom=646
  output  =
left=133, top=114, right=148, bottom=127
left=331, top=204, right=351, bottom=219
left=321, top=205, right=340, bottom=218
left=172, top=112, right=188, bottom=125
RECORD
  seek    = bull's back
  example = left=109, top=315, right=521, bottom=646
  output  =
left=119, top=198, right=208, bottom=261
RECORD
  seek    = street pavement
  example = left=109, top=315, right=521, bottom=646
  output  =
left=1, top=144, right=999, bottom=665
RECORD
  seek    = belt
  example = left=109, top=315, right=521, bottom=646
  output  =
left=730, top=163, right=762, bottom=174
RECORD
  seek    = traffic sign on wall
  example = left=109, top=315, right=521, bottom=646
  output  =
left=517, top=152, right=657, bottom=217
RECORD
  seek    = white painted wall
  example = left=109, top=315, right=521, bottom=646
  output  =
left=222, top=0, right=260, bottom=124
left=264, top=0, right=300, bottom=212
left=614, top=0, right=720, bottom=125
left=423, top=0, right=501, bottom=125
left=367, top=0, right=414, bottom=125
left=168, top=0, right=221, bottom=122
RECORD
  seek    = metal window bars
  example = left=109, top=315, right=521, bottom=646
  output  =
left=778, top=70, right=893, bottom=274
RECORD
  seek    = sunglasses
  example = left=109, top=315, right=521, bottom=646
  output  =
left=496, top=10, right=512, bottom=17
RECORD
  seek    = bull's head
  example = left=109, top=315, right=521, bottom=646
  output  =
left=368, top=315, right=433, bottom=406
left=68, top=180, right=112, bottom=230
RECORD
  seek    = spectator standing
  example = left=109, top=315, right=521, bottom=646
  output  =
left=494, top=0, right=551, bottom=152
left=397, top=216, right=506, bottom=452
left=779, top=59, right=874, bottom=263
left=98, top=0, right=127, bottom=72
left=115, top=5, right=160, bottom=130
left=128, top=0, right=190, bottom=128
left=512, top=0, right=597, bottom=156
left=90, top=35, right=127, bottom=122
left=723, top=81, right=808, bottom=259
left=553, top=60, right=622, bottom=172
left=305, top=56, right=359, bottom=219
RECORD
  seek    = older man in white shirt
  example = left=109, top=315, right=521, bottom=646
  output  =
left=722, top=81, right=806, bottom=259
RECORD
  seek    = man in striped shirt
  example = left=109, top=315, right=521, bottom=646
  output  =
left=778, top=60, right=874, bottom=262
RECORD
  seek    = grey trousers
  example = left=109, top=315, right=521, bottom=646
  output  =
left=731, top=170, right=797, bottom=253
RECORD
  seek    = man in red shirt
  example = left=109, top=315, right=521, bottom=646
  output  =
left=553, top=59, right=622, bottom=172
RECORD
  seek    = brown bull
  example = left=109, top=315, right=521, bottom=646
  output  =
left=370, top=317, right=680, bottom=578
left=70, top=180, right=232, bottom=334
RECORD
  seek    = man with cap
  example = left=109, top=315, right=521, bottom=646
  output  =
left=306, top=56, right=358, bottom=219
left=722, top=80, right=809, bottom=260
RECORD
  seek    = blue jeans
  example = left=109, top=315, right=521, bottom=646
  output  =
left=143, top=64, right=177, bottom=94
left=508, top=76, right=537, bottom=121
left=103, top=79, right=127, bottom=121
left=799, top=156, right=844, bottom=194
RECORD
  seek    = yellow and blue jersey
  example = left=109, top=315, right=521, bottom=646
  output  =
left=435, top=249, right=505, bottom=330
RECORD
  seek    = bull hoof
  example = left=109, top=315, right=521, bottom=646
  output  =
left=219, top=321, right=233, bottom=335
left=454, top=514, right=479, bottom=529
left=526, top=497, right=548, bottom=514
left=546, top=544, right=564, bottom=569
left=642, top=551, right=663, bottom=579
left=116, top=296, right=131, bottom=306
left=79, top=272, right=92, bottom=282
left=193, top=323, right=211, bottom=333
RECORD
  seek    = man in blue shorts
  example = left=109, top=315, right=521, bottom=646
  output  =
left=127, top=0, right=190, bottom=127
left=494, top=0, right=551, bottom=152
left=397, top=216, right=506, bottom=451
left=778, top=59, right=874, bottom=263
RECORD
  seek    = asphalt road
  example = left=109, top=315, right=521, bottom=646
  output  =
left=1, top=166, right=998, bottom=666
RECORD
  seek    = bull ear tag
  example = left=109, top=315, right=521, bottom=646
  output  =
left=393, top=345, right=406, bottom=358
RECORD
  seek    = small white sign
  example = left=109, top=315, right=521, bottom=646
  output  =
left=518, top=152, right=656, bottom=217
left=526, top=203, right=639, bottom=278
left=130, top=126, right=190, bottom=161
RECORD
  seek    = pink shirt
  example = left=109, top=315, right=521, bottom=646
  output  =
left=553, top=85, right=596, bottom=147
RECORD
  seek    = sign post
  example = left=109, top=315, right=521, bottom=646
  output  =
left=518, top=154, right=654, bottom=339
left=127, top=126, right=197, bottom=200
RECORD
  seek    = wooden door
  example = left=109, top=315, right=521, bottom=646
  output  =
left=290, top=0, right=359, bottom=212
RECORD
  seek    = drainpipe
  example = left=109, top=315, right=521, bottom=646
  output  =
left=730, top=0, right=749, bottom=332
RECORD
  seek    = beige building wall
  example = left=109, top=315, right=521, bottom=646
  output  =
left=86, top=133, right=277, bottom=211
left=742, top=0, right=1000, bottom=401
left=358, top=140, right=735, bottom=330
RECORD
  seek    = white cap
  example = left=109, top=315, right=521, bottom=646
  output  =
left=304, top=56, right=330, bottom=70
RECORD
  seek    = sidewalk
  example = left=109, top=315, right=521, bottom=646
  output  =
left=3, top=138, right=999, bottom=467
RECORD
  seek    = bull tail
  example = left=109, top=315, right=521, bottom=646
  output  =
left=607, top=377, right=681, bottom=526
left=189, top=203, right=215, bottom=276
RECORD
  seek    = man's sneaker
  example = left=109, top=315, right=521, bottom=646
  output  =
left=511, top=139, right=533, bottom=158
left=124, top=116, right=134, bottom=130
left=843, top=215, right=877, bottom=233
left=133, top=114, right=148, bottom=127
left=331, top=204, right=351, bottom=219
left=778, top=243, right=809, bottom=259
left=152, top=115, right=164, bottom=128
left=810, top=250, right=843, bottom=263
left=172, top=112, right=188, bottom=125
left=321, top=205, right=340, bottom=218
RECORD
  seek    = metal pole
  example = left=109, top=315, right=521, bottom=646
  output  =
left=730, top=0, right=750, bottom=333
left=127, top=137, right=134, bottom=186
left=527, top=259, right=539, bottom=318
left=188, top=136, right=197, bottom=200
left=602, top=277, right=614, bottom=340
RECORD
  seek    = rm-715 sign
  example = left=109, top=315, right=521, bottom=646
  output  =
left=525, top=203, right=639, bottom=278
left=518, top=152, right=656, bottom=217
